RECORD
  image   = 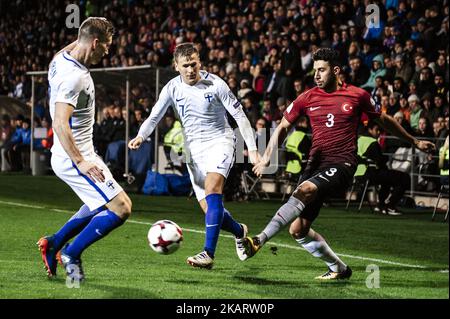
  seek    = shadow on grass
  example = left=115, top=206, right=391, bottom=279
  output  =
left=233, top=275, right=310, bottom=289
left=45, top=277, right=157, bottom=299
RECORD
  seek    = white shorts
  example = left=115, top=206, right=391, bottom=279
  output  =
left=186, top=137, right=235, bottom=201
left=51, top=154, right=123, bottom=211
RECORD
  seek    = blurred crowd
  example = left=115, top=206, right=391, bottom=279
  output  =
left=1, top=0, right=449, bottom=193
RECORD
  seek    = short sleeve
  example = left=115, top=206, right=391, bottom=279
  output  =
left=54, top=75, right=83, bottom=108
left=283, top=92, right=307, bottom=124
left=360, top=90, right=381, bottom=120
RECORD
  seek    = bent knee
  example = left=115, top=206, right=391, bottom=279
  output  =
left=288, top=220, right=310, bottom=239
left=115, top=196, right=132, bottom=219
left=292, top=181, right=317, bottom=203
left=289, top=226, right=309, bottom=239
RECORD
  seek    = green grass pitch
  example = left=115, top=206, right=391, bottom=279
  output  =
left=0, top=174, right=448, bottom=299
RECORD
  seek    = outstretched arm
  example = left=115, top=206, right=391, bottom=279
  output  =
left=218, top=79, right=260, bottom=164
left=253, top=117, right=293, bottom=177
left=375, top=113, right=435, bottom=152
left=128, top=85, right=172, bottom=149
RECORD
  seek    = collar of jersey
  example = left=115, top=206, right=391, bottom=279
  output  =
left=63, top=51, right=88, bottom=71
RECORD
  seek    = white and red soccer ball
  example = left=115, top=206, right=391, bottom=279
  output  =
left=147, top=220, right=183, bottom=254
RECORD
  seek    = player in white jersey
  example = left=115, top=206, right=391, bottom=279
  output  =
left=129, top=43, right=261, bottom=269
left=37, top=18, right=132, bottom=282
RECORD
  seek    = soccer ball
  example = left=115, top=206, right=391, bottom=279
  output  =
left=147, top=220, right=183, bottom=254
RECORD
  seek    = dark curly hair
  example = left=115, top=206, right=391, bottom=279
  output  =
left=312, top=48, right=341, bottom=68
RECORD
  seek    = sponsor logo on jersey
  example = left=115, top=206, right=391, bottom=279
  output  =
left=286, top=102, right=294, bottom=113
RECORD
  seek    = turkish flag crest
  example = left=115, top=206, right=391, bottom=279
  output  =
left=341, top=103, right=354, bottom=113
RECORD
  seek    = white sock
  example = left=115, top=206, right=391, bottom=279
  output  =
left=257, top=196, right=305, bottom=245
left=295, top=230, right=347, bottom=273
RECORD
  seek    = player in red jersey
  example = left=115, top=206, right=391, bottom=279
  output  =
left=240, top=48, right=435, bottom=280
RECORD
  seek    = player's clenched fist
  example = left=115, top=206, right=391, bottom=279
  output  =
left=128, top=136, right=144, bottom=150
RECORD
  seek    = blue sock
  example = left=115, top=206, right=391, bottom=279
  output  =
left=53, top=205, right=101, bottom=251
left=64, top=210, right=124, bottom=259
left=204, top=194, right=224, bottom=258
left=221, top=208, right=244, bottom=238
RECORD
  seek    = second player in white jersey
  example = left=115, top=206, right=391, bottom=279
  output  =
left=48, top=51, right=96, bottom=158
left=129, top=43, right=261, bottom=269
left=135, top=70, right=255, bottom=150
left=38, top=17, right=133, bottom=282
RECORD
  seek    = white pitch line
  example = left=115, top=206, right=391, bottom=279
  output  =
left=1, top=200, right=448, bottom=272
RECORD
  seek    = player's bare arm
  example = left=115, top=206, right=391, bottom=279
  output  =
left=253, top=117, right=293, bottom=177
left=375, top=113, right=435, bottom=152
left=53, top=102, right=105, bottom=183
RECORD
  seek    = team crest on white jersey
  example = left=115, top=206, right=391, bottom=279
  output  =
left=204, top=92, right=214, bottom=102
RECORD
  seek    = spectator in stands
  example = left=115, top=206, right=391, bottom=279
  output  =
left=393, top=77, right=408, bottom=96
left=237, top=79, right=253, bottom=100
left=384, top=111, right=414, bottom=154
left=110, top=106, right=126, bottom=142
left=348, top=56, right=370, bottom=87
left=8, top=118, right=33, bottom=173
left=436, top=115, right=449, bottom=150
left=394, top=54, right=413, bottom=84
left=408, top=94, right=423, bottom=130
left=1, top=114, right=13, bottom=171
left=420, top=92, right=434, bottom=121
left=434, top=54, right=448, bottom=83
left=163, top=119, right=185, bottom=173
left=273, top=96, right=287, bottom=124
left=250, top=63, right=265, bottom=99
left=94, top=105, right=114, bottom=157
left=40, top=117, right=53, bottom=150
left=438, top=136, right=449, bottom=186
left=433, top=73, right=447, bottom=96
left=362, top=54, right=387, bottom=90
left=415, top=117, right=434, bottom=140
left=3, top=115, right=24, bottom=171
left=293, top=78, right=305, bottom=97
left=241, top=95, right=260, bottom=127
left=279, top=33, right=301, bottom=100
left=284, top=116, right=311, bottom=178
left=387, top=93, right=401, bottom=116
left=358, top=121, right=410, bottom=215
left=417, top=67, right=435, bottom=97
left=261, top=98, right=274, bottom=125
left=130, top=108, right=146, bottom=137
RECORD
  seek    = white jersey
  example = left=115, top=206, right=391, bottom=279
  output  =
left=48, top=51, right=96, bottom=158
left=137, top=70, right=257, bottom=151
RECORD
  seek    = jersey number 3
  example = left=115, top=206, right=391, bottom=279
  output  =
left=326, top=113, right=334, bottom=127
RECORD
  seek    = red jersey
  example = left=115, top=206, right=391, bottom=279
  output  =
left=284, top=83, right=381, bottom=168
